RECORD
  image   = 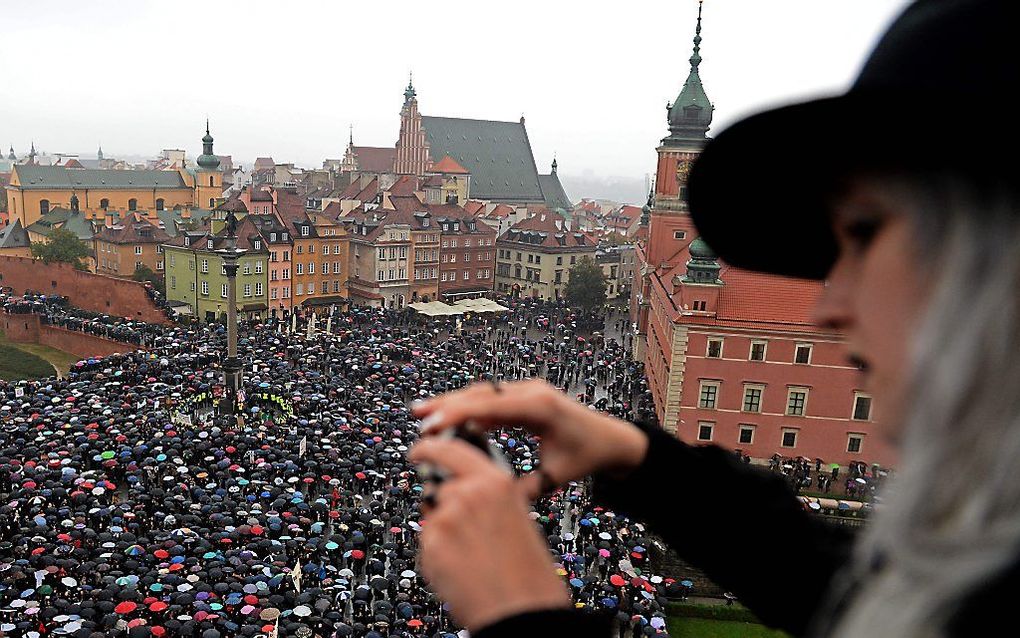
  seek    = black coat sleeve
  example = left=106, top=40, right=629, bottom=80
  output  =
left=472, top=609, right=612, bottom=638
left=591, top=420, right=856, bottom=637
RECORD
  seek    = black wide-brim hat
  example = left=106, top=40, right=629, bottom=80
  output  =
left=688, top=0, right=1018, bottom=280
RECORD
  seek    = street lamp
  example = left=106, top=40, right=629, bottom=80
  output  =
left=216, top=209, right=247, bottom=415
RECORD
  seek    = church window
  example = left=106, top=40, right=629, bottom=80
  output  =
left=100, top=198, right=110, bottom=210
left=39, top=200, right=50, bottom=216
left=156, top=198, right=165, bottom=211
left=128, top=199, right=137, bottom=211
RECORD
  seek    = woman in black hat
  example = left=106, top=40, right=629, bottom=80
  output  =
left=409, top=1, right=1020, bottom=637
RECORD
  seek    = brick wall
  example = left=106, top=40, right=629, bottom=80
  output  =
left=0, top=256, right=170, bottom=324
left=2, top=311, right=137, bottom=359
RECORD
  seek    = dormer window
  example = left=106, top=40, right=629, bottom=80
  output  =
left=301, top=226, right=309, bottom=237
left=184, top=237, right=190, bottom=247
left=270, top=232, right=277, bottom=241
left=282, top=232, right=288, bottom=240
left=208, top=239, right=214, bottom=249
left=253, top=240, right=262, bottom=250
left=685, top=104, right=702, bottom=119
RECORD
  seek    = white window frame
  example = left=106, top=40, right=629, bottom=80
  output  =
left=221, top=283, right=228, bottom=298
left=697, top=421, right=714, bottom=442
left=749, top=340, right=767, bottom=362
left=795, top=343, right=813, bottom=365
left=742, top=383, right=765, bottom=413
left=852, top=392, right=873, bottom=421
left=698, top=380, right=720, bottom=409
left=786, top=387, right=809, bottom=417
left=706, top=337, right=723, bottom=358
left=738, top=424, right=756, bottom=445
left=847, top=433, right=865, bottom=454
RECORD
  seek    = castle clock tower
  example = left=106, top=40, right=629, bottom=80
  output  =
left=646, top=1, right=713, bottom=268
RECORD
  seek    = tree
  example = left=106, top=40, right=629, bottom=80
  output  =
left=30, top=227, right=91, bottom=270
left=565, top=256, right=607, bottom=310
left=132, top=264, right=166, bottom=296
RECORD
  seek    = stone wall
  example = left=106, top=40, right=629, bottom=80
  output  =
left=0, top=256, right=170, bottom=324
left=2, top=312, right=137, bottom=359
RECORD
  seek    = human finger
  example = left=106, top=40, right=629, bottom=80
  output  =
left=410, top=382, right=496, bottom=418
left=415, top=380, right=564, bottom=436
left=408, top=437, right=499, bottom=480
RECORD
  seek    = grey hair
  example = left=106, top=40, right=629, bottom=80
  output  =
left=824, top=175, right=1020, bottom=637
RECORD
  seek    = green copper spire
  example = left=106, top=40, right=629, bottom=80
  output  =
left=665, top=1, right=713, bottom=145
left=682, top=236, right=723, bottom=284
left=197, top=119, right=221, bottom=170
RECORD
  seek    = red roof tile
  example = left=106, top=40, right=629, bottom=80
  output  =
left=430, top=155, right=469, bottom=174
left=387, top=175, right=420, bottom=197
left=351, top=146, right=396, bottom=173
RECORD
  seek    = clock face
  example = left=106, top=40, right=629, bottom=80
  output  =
left=676, top=160, right=693, bottom=185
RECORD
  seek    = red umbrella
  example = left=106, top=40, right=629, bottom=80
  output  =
left=115, top=601, right=137, bottom=614
left=407, top=619, right=423, bottom=628
left=150, top=601, right=168, bottom=612
left=350, top=549, right=365, bottom=559
left=609, top=575, right=626, bottom=587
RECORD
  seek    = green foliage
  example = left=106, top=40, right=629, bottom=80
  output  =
left=668, top=602, right=763, bottom=624
left=132, top=264, right=166, bottom=295
left=0, top=341, right=56, bottom=380
left=666, top=617, right=790, bottom=638
left=565, top=256, right=607, bottom=310
left=30, top=227, right=91, bottom=270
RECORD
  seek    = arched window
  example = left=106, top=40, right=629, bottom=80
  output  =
left=128, top=199, right=137, bottom=211
left=209, top=198, right=215, bottom=208
left=209, top=176, right=214, bottom=187
left=156, top=198, right=165, bottom=211
left=39, top=200, right=50, bottom=216
left=100, top=198, right=110, bottom=210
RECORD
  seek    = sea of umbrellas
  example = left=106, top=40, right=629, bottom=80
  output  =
left=0, top=295, right=681, bottom=638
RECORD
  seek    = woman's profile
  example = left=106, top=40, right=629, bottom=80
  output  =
left=410, top=1, right=1019, bottom=637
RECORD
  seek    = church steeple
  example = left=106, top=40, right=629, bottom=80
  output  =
left=7, top=146, right=14, bottom=161
left=197, top=120, right=221, bottom=170
left=404, top=72, right=417, bottom=105
left=664, top=1, right=713, bottom=145
left=97, top=144, right=104, bottom=161
left=551, top=156, right=558, bottom=174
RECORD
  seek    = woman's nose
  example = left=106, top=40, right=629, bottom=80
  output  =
left=812, top=258, right=855, bottom=330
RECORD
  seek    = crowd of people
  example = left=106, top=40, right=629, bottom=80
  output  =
left=765, top=454, right=888, bottom=502
left=0, top=295, right=681, bottom=638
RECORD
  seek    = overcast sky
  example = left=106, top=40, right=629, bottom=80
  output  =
left=1, top=0, right=910, bottom=183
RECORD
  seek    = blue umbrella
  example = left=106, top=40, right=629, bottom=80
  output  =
left=569, top=578, right=584, bottom=588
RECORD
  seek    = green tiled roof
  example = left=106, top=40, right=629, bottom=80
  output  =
left=421, top=116, right=544, bottom=203
left=0, top=219, right=30, bottom=249
left=14, top=165, right=189, bottom=190
left=538, top=172, right=572, bottom=211
left=155, top=208, right=214, bottom=237
left=25, top=208, right=95, bottom=240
